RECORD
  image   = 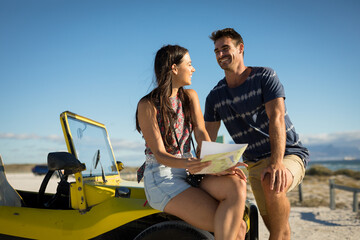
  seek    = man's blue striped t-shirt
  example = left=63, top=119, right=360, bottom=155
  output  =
left=204, top=67, right=309, bottom=166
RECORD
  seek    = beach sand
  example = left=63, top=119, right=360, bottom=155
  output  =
left=5, top=166, right=360, bottom=240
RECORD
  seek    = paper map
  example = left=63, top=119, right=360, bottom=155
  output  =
left=195, top=141, right=248, bottom=174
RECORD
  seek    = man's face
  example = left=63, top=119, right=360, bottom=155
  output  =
left=214, top=37, right=242, bottom=71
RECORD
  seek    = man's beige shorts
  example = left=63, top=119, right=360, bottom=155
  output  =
left=246, top=155, right=305, bottom=216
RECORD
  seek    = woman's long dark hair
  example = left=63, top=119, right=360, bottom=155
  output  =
left=136, top=45, right=192, bottom=151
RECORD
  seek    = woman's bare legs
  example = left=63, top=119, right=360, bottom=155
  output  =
left=201, top=175, right=247, bottom=240
left=237, top=219, right=247, bottom=240
left=164, top=187, right=218, bottom=232
left=164, top=175, right=247, bottom=240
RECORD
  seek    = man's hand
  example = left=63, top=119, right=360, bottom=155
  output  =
left=214, top=162, right=248, bottom=182
left=261, top=161, right=289, bottom=193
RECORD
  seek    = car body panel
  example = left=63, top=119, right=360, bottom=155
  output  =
left=0, top=111, right=160, bottom=239
left=0, top=198, right=157, bottom=239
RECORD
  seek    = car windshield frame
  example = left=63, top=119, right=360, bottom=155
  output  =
left=61, top=112, right=118, bottom=178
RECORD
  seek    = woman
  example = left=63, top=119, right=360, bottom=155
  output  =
left=136, top=45, right=247, bottom=240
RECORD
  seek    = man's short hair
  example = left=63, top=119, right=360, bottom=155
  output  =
left=210, top=28, right=244, bottom=46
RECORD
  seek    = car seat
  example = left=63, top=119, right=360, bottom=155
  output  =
left=0, top=155, right=24, bottom=207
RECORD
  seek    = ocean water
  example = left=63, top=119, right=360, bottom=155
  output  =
left=307, top=160, right=360, bottom=172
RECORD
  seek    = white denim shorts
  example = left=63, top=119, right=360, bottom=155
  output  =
left=143, top=153, right=192, bottom=211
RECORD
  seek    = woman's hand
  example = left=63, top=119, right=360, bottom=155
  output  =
left=185, top=158, right=211, bottom=174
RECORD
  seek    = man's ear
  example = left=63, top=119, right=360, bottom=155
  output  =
left=171, top=64, right=178, bottom=75
left=238, top=43, right=244, bottom=55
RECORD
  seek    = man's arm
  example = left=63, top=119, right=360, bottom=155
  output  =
left=261, top=97, right=288, bottom=193
left=205, top=121, right=221, bottom=142
left=187, top=89, right=211, bottom=149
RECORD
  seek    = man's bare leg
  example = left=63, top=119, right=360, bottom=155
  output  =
left=261, top=171, right=292, bottom=240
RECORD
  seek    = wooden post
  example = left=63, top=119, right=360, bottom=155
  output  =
left=353, top=192, right=358, bottom=212
left=298, top=183, right=303, bottom=202
left=329, top=179, right=335, bottom=210
left=329, top=179, right=360, bottom=212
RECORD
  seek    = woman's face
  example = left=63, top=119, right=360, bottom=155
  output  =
left=172, top=52, right=195, bottom=87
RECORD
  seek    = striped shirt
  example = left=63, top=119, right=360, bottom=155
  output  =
left=204, top=67, right=309, bottom=166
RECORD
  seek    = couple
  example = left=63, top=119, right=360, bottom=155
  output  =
left=136, top=28, right=309, bottom=240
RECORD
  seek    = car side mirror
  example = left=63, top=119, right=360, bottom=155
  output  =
left=116, top=161, right=124, bottom=172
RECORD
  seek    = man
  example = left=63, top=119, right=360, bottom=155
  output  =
left=204, top=28, right=309, bottom=240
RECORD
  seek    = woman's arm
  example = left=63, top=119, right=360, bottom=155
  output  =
left=137, top=98, right=209, bottom=173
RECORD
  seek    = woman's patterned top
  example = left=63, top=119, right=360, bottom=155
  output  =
left=145, top=95, right=192, bottom=156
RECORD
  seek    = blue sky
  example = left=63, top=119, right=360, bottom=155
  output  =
left=1, top=0, right=359, bottom=166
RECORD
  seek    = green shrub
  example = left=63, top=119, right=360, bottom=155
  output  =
left=334, top=169, right=360, bottom=180
left=306, top=165, right=333, bottom=176
left=306, top=165, right=360, bottom=179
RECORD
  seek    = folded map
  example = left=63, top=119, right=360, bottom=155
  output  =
left=195, top=141, right=248, bottom=174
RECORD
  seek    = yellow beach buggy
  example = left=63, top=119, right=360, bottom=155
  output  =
left=0, top=111, right=259, bottom=239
